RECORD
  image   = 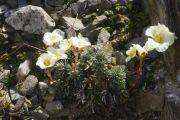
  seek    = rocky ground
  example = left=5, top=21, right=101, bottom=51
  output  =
left=0, top=0, right=179, bottom=120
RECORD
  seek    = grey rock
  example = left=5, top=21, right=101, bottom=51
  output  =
left=32, top=106, right=49, bottom=120
left=62, top=16, right=84, bottom=30
left=45, top=101, right=64, bottom=115
left=9, top=89, right=22, bottom=101
left=0, top=33, right=8, bottom=45
left=30, top=0, right=42, bottom=6
left=84, top=27, right=101, bottom=42
left=119, top=0, right=129, bottom=4
left=30, top=95, right=39, bottom=105
left=4, top=89, right=21, bottom=106
left=0, top=69, right=10, bottom=81
left=92, top=15, right=107, bottom=26
left=82, top=13, right=97, bottom=23
left=16, top=59, right=31, bottom=81
left=0, top=0, right=5, bottom=3
left=63, top=7, right=75, bottom=17
left=135, top=92, right=164, bottom=114
left=110, top=0, right=118, bottom=4
left=154, top=68, right=166, bottom=80
left=65, top=27, right=76, bottom=39
left=5, top=5, right=55, bottom=34
left=70, top=0, right=87, bottom=16
left=2, top=24, right=15, bottom=33
left=97, top=28, right=110, bottom=44
left=22, top=116, right=35, bottom=120
left=0, top=17, right=2, bottom=26
left=6, top=0, right=18, bottom=8
left=113, top=51, right=126, bottom=65
left=44, top=0, right=64, bottom=11
left=70, top=0, right=115, bottom=15
left=39, top=82, right=48, bottom=97
left=0, top=89, right=12, bottom=108
left=43, top=93, right=55, bottom=102
left=177, top=69, right=180, bottom=84
left=18, top=0, right=28, bottom=7
left=165, top=81, right=180, bottom=104
left=87, top=0, right=112, bottom=11
left=13, top=96, right=25, bottom=112
left=95, top=42, right=113, bottom=57
left=46, top=0, right=64, bottom=7
left=0, top=5, right=9, bottom=15
left=50, top=11, right=63, bottom=24
left=13, top=32, right=23, bottom=42
left=20, top=75, right=38, bottom=96
left=43, top=85, right=55, bottom=102
left=99, top=0, right=112, bottom=9
left=87, top=0, right=99, bottom=10
left=80, top=24, right=96, bottom=37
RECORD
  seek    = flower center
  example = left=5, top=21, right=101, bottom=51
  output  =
left=152, top=34, right=164, bottom=44
left=50, top=35, right=58, bottom=42
left=137, top=51, right=146, bottom=59
left=44, top=59, right=51, bottom=66
left=66, top=41, right=72, bottom=47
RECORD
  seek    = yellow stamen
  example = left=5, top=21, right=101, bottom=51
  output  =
left=44, top=59, right=50, bottom=66
left=66, top=41, right=72, bottom=48
left=153, top=34, right=164, bottom=44
left=50, top=35, right=58, bottom=42
left=137, top=51, right=146, bottom=60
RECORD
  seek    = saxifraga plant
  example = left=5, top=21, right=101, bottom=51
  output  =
left=55, top=47, right=128, bottom=118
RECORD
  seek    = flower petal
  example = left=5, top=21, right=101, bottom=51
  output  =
left=155, top=43, right=169, bottom=52
left=144, top=38, right=158, bottom=51
left=125, top=56, right=131, bottom=62
left=43, top=33, right=53, bottom=46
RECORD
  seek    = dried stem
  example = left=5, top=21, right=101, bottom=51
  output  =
left=0, top=42, right=46, bottom=62
left=72, top=48, right=80, bottom=72
left=47, top=68, right=53, bottom=84
left=23, top=43, right=46, bottom=52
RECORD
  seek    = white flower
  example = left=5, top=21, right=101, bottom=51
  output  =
left=59, top=39, right=73, bottom=51
left=133, top=44, right=148, bottom=59
left=126, top=44, right=147, bottom=62
left=36, top=53, right=56, bottom=69
left=43, top=30, right=63, bottom=46
left=144, top=23, right=177, bottom=52
left=70, top=35, right=91, bottom=49
left=47, top=47, right=67, bottom=61
left=126, top=46, right=136, bottom=62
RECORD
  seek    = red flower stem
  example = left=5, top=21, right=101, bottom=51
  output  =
left=138, top=59, right=143, bottom=82
left=128, top=58, right=144, bottom=93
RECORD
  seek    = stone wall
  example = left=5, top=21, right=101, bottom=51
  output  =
left=142, top=0, right=180, bottom=119
left=143, top=0, right=180, bottom=81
